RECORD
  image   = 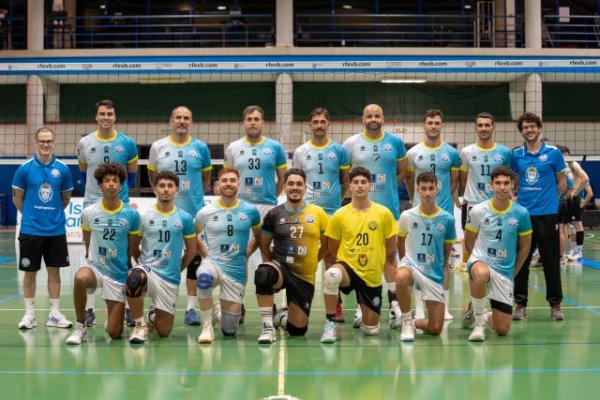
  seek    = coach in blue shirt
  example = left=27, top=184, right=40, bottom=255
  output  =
left=511, top=113, right=566, bottom=321
left=12, top=127, right=74, bottom=330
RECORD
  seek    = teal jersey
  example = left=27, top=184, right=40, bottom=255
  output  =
left=148, top=136, right=212, bottom=216
left=292, top=139, right=350, bottom=215
left=138, top=206, right=196, bottom=285
left=466, top=200, right=532, bottom=279
left=398, top=206, right=456, bottom=285
left=459, top=143, right=511, bottom=204
left=77, top=130, right=138, bottom=204
left=81, top=201, right=140, bottom=284
left=343, top=131, right=407, bottom=219
left=224, top=137, right=287, bottom=205
left=195, top=199, right=261, bottom=285
left=407, top=142, right=460, bottom=215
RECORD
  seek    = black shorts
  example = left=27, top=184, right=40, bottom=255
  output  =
left=569, top=196, right=583, bottom=222
left=558, top=198, right=570, bottom=224
left=461, top=203, right=475, bottom=230
left=186, top=254, right=202, bottom=280
left=337, top=261, right=383, bottom=315
left=273, top=260, right=315, bottom=317
left=490, top=299, right=512, bottom=315
left=18, top=233, right=69, bottom=271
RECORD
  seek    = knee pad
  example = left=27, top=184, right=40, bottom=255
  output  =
left=197, top=272, right=214, bottom=289
left=126, top=268, right=148, bottom=298
left=186, top=255, right=202, bottom=280
left=361, top=323, right=381, bottom=336
left=285, top=321, right=308, bottom=337
left=220, top=310, right=241, bottom=337
left=323, top=267, right=343, bottom=295
left=254, top=264, right=278, bottom=295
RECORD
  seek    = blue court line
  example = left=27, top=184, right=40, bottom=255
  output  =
left=0, top=257, right=13, bottom=263
left=529, top=283, right=600, bottom=317
left=583, top=258, right=600, bottom=270
left=0, top=292, right=20, bottom=304
left=1, top=367, right=600, bottom=377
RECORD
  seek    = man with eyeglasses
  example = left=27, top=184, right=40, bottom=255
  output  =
left=12, top=127, right=74, bottom=330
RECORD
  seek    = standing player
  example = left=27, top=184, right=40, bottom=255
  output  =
left=12, top=127, right=74, bottom=329
left=458, top=112, right=511, bottom=271
left=66, top=163, right=140, bottom=345
left=148, top=106, right=212, bottom=326
left=394, top=172, right=456, bottom=342
left=194, top=167, right=261, bottom=343
left=406, top=109, right=460, bottom=320
left=342, top=104, right=407, bottom=326
left=254, top=168, right=329, bottom=344
left=127, top=171, right=197, bottom=344
left=77, top=99, right=138, bottom=326
left=292, top=107, right=350, bottom=322
left=511, top=112, right=566, bottom=321
left=320, top=167, right=398, bottom=343
left=463, top=167, right=532, bottom=341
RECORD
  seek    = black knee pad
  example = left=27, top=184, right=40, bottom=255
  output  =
left=186, top=255, right=202, bottom=280
left=285, top=321, right=308, bottom=337
left=126, top=268, right=148, bottom=298
left=254, top=263, right=278, bottom=295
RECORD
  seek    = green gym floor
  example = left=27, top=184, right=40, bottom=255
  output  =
left=1, top=231, right=600, bottom=400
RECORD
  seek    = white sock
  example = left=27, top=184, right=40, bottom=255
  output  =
left=187, top=295, right=197, bottom=311
left=259, top=306, right=273, bottom=327
left=415, top=289, right=424, bottom=315
left=401, top=311, right=412, bottom=321
left=201, top=309, right=212, bottom=328
left=355, top=303, right=363, bottom=318
left=471, top=296, right=486, bottom=325
left=444, top=290, right=451, bottom=311
left=49, top=298, right=59, bottom=314
left=24, top=298, right=34, bottom=314
left=85, top=294, right=95, bottom=310
left=391, top=300, right=401, bottom=317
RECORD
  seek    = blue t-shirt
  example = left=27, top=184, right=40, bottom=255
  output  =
left=511, top=143, right=566, bottom=215
left=12, top=155, right=74, bottom=236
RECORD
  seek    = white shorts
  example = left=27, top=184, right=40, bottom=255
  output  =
left=486, top=266, right=514, bottom=308
left=134, top=265, right=179, bottom=316
left=197, top=260, right=246, bottom=305
left=398, top=259, right=444, bottom=304
left=86, top=265, right=126, bottom=304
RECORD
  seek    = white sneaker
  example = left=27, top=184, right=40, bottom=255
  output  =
left=18, top=313, right=37, bottom=330
left=129, top=323, right=148, bottom=344
left=468, top=324, right=486, bottom=342
left=320, top=320, right=338, bottom=343
left=352, top=305, right=363, bottom=329
left=198, top=325, right=215, bottom=344
left=47, top=312, right=73, bottom=328
left=444, top=308, right=454, bottom=321
left=65, top=322, right=88, bottom=345
left=273, top=308, right=288, bottom=329
left=567, top=247, right=583, bottom=262
left=257, top=323, right=276, bottom=344
left=400, top=319, right=416, bottom=342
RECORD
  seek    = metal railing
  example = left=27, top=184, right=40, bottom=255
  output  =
left=542, top=14, right=600, bottom=48
left=44, top=14, right=275, bottom=49
left=295, top=13, right=523, bottom=47
left=0, top=16, right=26, bottom=50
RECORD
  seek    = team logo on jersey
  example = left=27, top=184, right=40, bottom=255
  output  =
left=430, top=154, right=436, bottom=161
left=161, top=220, right=168, bottom=227
left=383, top=144, right=393, bottom=152
left=436, top=223, right=445, bottom=232
left=427, top=254, right=435, bottom=263
left=306, top=215, right=315, bottom=223
left=178, top=151, right=183, bottom=158
left=525, top=166, right=539, bottom=184
left=38, top=183, right=53, bottom=203
left=368, top=221, right=377, bottom=230
left=174, top=220, right=182, bottom=228
left=21, top=258, right=31, bottom=268
left=227, top=215, right=233, bottom=222
left=231, top=244, right=239, bottom=253
left=508, top=218, right=518, bottom=227
left=182, top=180, right=190, bottom=190
left=107, top=219, right=113, bottom=226
left=496, top=218, right=502, bottom=226
left=262, top=149, right=271, bottom=156
left=358, top=253, right=368, bottom=267
left=498, top=249, right=507, bottom=258
left=120, top=219, right=128, bottom=227
left=298, top=246, right=307, bottom=255
left=327, top=152, right=337, bottom=160
left=115, top=146, right=124, bottom=154
left=239, top=213, right=248, bottom=221
left=441, top=154, right=449, bottom=162
left=376, top=174, right=385, bottom=183
left=483, top=155, right=489, bottom=162
left=318, top=153, right=324, bottom=160
left=51, top=168, right=60, bottom=178
left=372, top=296, right=381, bottom=308
left=322, top=181, right=330, bottom=189
left=163, top=250, right=171, bottom=258
left=255, top=177, right=263, bottom=186
left=188, top=150, right=198, bottom=158
left=109, top=248, right=117, bottom=257
left=538, top=154, right=548, bottom=162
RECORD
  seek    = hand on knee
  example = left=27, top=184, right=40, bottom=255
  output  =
left=323, top=267, right=342, bottom=295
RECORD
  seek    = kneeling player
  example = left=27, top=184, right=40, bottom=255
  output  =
left=194, top=167, right=261, bottom=343
left=463, top=166, right=532, bottom=341
left=66, top=163, right=140, bottom=345
left=395, top=172, right=456, bottom=341
left=127, top=171, right=197, bottom=344
left=255, top=168, right=329, bottom=344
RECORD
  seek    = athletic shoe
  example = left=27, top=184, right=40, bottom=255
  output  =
left=513, top=305, right=527, bottom=321
left=390, top=316, right=401, bottom=329
left=400, top=319, right=415, bottom=342
left=18, top=313, right=37, bottom=330
left=84, top=308, right=96, bottom=327
left=444, top=308, right=454, bottom=321
left=461, top=302, right=475, bottom=329
left=257, top=323, right=276, bottom=344
left=320, top=320, right=338, bottom=343
left=184, top=309, right=201, bottom=326
left=129, top=323, right=148, bottom=344
left=239, top=304, right=246, bottom=325
left=559, top=254, right=567, bottom=265
left=46, top=312, right=73, bottom=328
left=65, top=322, right=87, bottom=345
left=124, top=308, right=136, bottom=327
left=551, top=304, right=565, bottom=321
left=468, top=324, right=486, bottom=341
left=333, top=303, right=345, bottom=323
left=457, top=262, right=468, bottom=272
left=352, top=305, right=362, bottom=328
left=198, top=325, right=215, bottom=344
left=273, top=307, right=288, bottom=329
left=567, top=247, right=583, bottom=262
